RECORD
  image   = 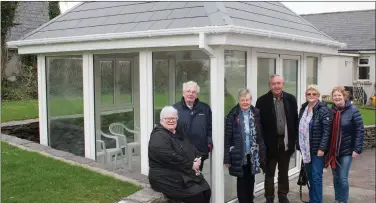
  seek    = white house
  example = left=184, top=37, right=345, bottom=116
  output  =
left=8, top=2, right=346, bottom=202
left=6, top=2, right=49, bottom=78
left=302, top=10, right=376, bottom=103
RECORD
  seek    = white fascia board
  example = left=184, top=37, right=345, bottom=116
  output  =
left=358, top=51, right=376, bottom=54
left=17, top=34, right=199, bottom=54
left=322, top=53, right=360, bottom=57
left=225, top=34, right=339, bottom=55
left=10, top=25, right=345, bottom=54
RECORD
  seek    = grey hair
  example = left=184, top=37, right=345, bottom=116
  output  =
left=182, top=81, right=200, bottom=94
left=159, top=106, right=178, bottom=120
left=269, top=74, right=284, bottom=83
left=238, top=88, right=252, bottom=100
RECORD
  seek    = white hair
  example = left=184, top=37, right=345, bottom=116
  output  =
left=269, top=74, right=284, bottom=83
left=160, top=106, right=178, bottom=120
left=182, top=81, right=200, bottom=94
left=238, top=88, right=252, bottom=100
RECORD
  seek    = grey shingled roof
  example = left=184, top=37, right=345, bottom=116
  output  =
left=8, top=2, right=49, bottom=42
left=302, top=10, right=376, bottom=51
left=21, top=1, right=333, bottom=42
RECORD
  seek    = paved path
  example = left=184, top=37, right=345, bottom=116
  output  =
left=254, top=148, right=375, bottom=203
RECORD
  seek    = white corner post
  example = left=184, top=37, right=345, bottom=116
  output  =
left=83, top=53, right=96, bottom=160
left=37, top=55, right=48, bottom=146
left=247, top=48, right=258, bottom=105
left=300, top=53, right=307, bottom=107
left=210, top=46, right=225, bottom=203
left=317, top=55, right=322, bottom=88
left=139, top=50, right=154, bottom=175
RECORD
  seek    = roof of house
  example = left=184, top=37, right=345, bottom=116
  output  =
left=301, top=9, right=376, bottom=51
left=8, top=2, right=49, bottom=42
left=20, top=1, right=335, bottom=42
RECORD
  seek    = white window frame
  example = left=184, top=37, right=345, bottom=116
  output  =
left=356, top=57, right=371, bottom=81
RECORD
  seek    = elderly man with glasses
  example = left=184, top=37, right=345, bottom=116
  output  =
left=173, top=81, right=213, bottom=171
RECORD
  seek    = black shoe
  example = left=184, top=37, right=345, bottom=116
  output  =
left=266, top=200, right=274, bottom=203
left=279, top=196, right=291, bottom=203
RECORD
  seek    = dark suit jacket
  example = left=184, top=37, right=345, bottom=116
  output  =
left=256, top=91, right=298, bottom=159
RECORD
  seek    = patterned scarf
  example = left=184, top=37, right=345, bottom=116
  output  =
left=325, top=108, right=345, bottom=169
left=249, top=111, right=261, bottom=175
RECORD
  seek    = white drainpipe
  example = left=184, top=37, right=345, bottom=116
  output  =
left=198, top=32, right=215, bottom=58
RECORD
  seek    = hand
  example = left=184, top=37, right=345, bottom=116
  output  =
left=352, top=151, right=359, bottom=158
left=225, top=164, right=231, bottom=168
left=194, top=157, right=202, bottom=165
left=317, top=150, right=324, bottom=157
left=193, top=161, right=200, bottom=172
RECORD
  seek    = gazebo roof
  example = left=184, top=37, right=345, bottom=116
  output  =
left=18, top=2, right=338, bottom=42
left=8, top=1, right=346, bottom=55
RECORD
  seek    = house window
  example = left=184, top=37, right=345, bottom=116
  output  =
left=306, top=56, right=318, bottom=86
left=357, top=58, right=370, bottom=80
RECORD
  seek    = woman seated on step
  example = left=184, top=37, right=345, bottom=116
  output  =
left=148, top=106, right=211, bottom=203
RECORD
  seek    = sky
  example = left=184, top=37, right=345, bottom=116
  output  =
left=59, top=1, right=375, bottom=15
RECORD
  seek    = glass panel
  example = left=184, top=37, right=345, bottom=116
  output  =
left=359, top=66, right=370, bottom=79
left=175, top=51, right=210, bottom=104
left=257, top=58, right=276, bottom=98
left=283, top=59, right=299, bottom=170
left=283, top=59, right=298, bottom=97
left=46, top=56, right=84, bottom=156
left=118, top=60, right=132, bottom=103
left=359, top=58, right=369, bottom=65
left=152, top=50, right=211, bottom=187
left=94, top=53, right=140, bottom=172
left=100, top=61, right=114, bottom=105
left=306, top=57, right=318, bottom=86
left=153, top=58, right=169, bottom=123
left=224, top=50, right=246, bottom=202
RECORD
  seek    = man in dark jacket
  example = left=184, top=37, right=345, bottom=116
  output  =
left=173, top=81, right=212, bottom=171
left=256, top=74, right=298, bottom=203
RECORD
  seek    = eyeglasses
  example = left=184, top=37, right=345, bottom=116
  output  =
left=163, top=117, right=177, bottom=122
left=306, top=93, right=318, bottom=96
left=185, top=90, right=198, bottom=95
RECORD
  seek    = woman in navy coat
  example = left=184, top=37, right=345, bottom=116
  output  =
left=326, top=86, right=365, bottom=203
left=223, top=88, right=266, bottom=203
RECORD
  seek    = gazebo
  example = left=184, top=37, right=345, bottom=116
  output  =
left=8, top=2, right=345, bottom=202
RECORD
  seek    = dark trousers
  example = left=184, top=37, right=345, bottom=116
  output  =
left=264, top=136, right=291, bottom=201
left=178, top=189, right=211, bottom=203
left=237, top=155, right=255, bottom=203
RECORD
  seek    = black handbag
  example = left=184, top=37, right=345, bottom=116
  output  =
left=297, top=160, right=310, bottom=203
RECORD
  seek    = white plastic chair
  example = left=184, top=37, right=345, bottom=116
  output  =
left=109, top=122, right=140, bottom=170
left=100, top=131, right=126, bottom=168
left=96, top=140, right=106, bottom=165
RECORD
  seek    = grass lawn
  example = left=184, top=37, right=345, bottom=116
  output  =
left=358, top=107, right=376, bottom=126
left=1, top=142, right=141, bottom=203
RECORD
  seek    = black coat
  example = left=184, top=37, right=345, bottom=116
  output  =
left=332, top=100, right=365, bottom=156
left=224, top=105, right=267, bottom=177
left=173, top=98, right=212, bottom=157
left=256, top=91, right=299, bottom=159
left=148, top=125, right=210, bottom=199
left=297, top=101, right=333, bottom=154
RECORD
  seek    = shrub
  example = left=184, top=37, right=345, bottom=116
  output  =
left=2, top=65, right=37, bottom=101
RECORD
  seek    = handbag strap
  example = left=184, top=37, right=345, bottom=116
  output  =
left=299, top=155, right=310, bottom=203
